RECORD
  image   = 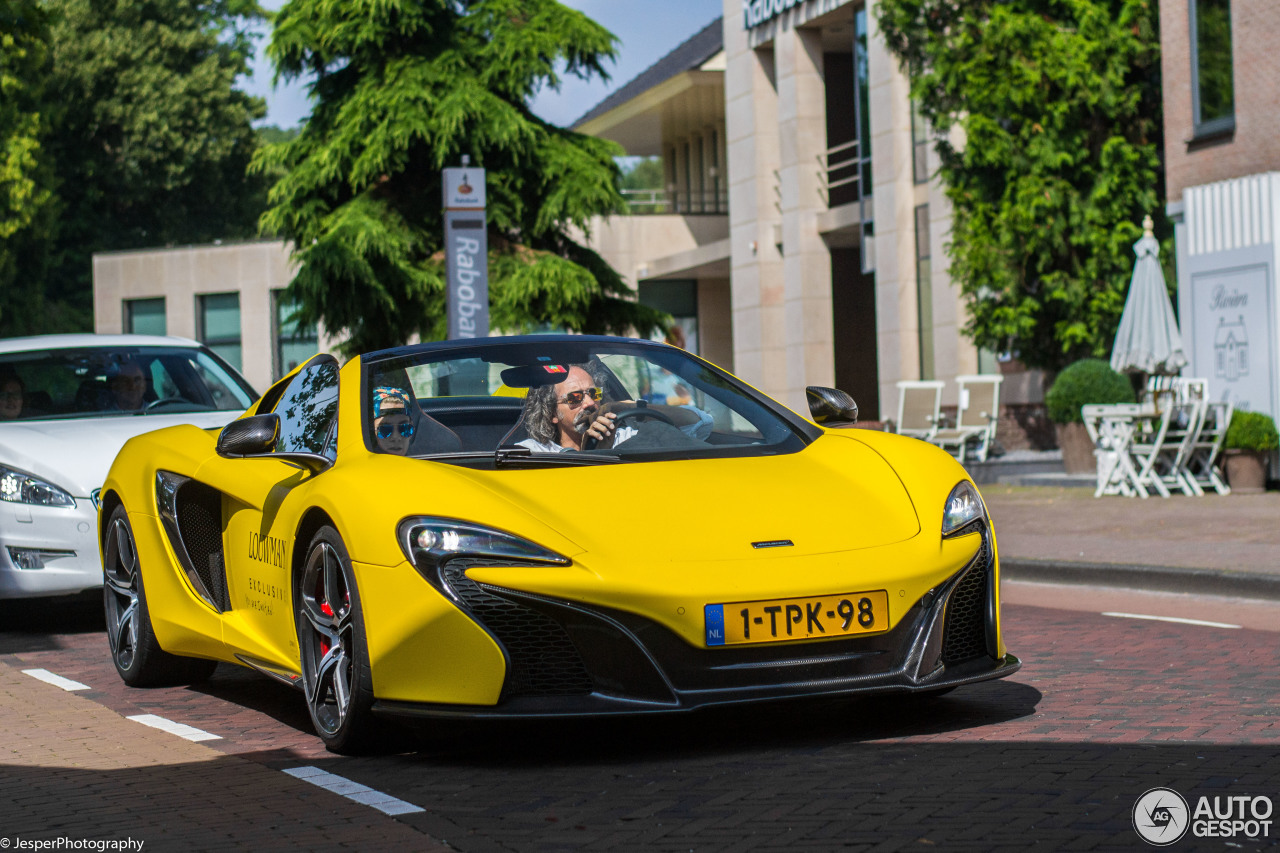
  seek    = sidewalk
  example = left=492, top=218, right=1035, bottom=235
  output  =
left=982, top=484, right=1280, bottom=599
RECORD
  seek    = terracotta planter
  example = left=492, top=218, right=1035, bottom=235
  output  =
left=1056, top=422, right=1095, bottom=475
left=1224, top=449, right=1268, bottom=494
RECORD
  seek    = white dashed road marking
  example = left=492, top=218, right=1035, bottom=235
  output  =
left=22, top=668, right=91, bottom=691
left=1102, top=612, right=1242, bottom=629
left=283, top=766, right=425, bottom=816
left=127, top=713, right=222, bottom=741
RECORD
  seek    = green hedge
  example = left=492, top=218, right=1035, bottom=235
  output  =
left=1045, top=359, right=1134, bottom=424
left=1226, top=410, right=1279, bottom=451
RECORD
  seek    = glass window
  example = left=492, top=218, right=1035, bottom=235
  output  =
left=914, top=204, right=934, bottom=381
left=271, top=358, right=339, bottom=458
left=364, top=339, right=817, bottom=464
left=853, top=8, right=873, bottom=195
left=911, top=100, right=930, bottom=185
left=0, top=345, right=253, bottom=420
left=1191, top=0, right=1234, bottom=137
left=639, top=280, right=699, bottom=355
left=198, top=293, right=242, bottom=371
left=125, top=298, right=166, bottom=336
left=273, top=291, right=319, bottom=381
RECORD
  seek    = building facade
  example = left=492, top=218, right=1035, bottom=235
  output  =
left=92, top=241, right=329, bottom=395
left=1163, top=0, right=1280, bottom=423
left=577, top=0, right=1024, bottom=429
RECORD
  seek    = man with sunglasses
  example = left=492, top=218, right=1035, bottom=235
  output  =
left=517, top=366, right=629, bottom=453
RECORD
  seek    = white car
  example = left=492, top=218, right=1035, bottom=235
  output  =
left=0, top=334, right=257, bottom=598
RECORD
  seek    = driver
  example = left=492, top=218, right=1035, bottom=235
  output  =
left=518, top=366, right=627, bottom=453
left=109, top=360, right=147, bottom=410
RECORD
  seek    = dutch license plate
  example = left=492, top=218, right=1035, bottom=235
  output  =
left=704, top=590, right=889, bottom=646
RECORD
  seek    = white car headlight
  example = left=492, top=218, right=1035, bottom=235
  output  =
left=942, top=481, right=985, bottom=539
left=0, top=465, right=76, bottom=508
left=397, top=516, right=570, bottom=573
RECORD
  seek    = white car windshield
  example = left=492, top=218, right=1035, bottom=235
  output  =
left=0, top=346, right=255, bottom=421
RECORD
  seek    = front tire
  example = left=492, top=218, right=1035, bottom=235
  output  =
left=296, top=525, right=380, bottom=753
left=102, top=505, right=216, bottom=686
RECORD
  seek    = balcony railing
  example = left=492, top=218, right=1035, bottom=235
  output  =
left=620, top=189, right=728, bottom=215
left=819, top=138, right=871, bottom=210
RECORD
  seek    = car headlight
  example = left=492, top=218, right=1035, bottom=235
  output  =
left=0, top=465, right=76, bottom=508
left=941, top=481, right=985, bottom=538
left=397, top=516, right=571, bottom=575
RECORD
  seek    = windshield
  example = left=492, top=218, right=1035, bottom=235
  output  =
left=363, top=338, right=815, bottom=465
left=0, top=345, right=256, bottom=421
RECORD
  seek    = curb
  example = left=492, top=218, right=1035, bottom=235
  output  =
left=1000, top=558, right=1280, bottom=602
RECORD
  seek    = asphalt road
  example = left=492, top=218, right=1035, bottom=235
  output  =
left=2, top=586, right=1279, bottom=851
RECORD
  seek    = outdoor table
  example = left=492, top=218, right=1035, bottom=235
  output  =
left=1082, top=403, right=1168, bottom=498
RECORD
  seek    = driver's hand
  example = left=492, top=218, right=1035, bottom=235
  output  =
left=584, top=412, right=617, bottom=447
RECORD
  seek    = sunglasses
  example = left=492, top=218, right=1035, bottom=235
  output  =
left=376, top=422, right=415, bottom=439
left=559, top=387, right=604, bottom=407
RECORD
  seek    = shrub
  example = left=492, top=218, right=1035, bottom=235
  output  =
left=1045, top=359, right=1134, bottom=424
left=1225, top=410, right=1279, bottom=451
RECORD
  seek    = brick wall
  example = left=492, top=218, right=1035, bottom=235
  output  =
left=1162, top=0, right=1280, bottom=203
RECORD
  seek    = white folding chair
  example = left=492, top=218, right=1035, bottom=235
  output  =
left=1152, top=401, right=1202, bottom=496
left=894, top=380, right=944, bottom=440
left=1126, top=405, right=1175, bottom=498
left=1183, top=400, right=1233, bottom=495
left=930, top=375, right=1003, bottom=463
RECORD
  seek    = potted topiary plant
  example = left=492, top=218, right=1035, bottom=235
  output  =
left=1045, top=359, right=1135, bottom=474
left=1223, top=410, right=1278, bottom=494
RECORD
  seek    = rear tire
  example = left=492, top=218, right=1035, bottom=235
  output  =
left=102, top=505, right=217, bottom=687
left=296, top=525, right=382, bottom=754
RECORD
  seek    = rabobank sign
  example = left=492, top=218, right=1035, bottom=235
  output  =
left=743, top=0, right=806, bottom=29
left=443, top=162, right=489, bottom=339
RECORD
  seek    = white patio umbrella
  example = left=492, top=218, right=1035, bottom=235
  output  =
left=1110, top=215, right=1187, bottom=375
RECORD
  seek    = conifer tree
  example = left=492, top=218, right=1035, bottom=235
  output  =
left=256, top=0, right=668, bottom=354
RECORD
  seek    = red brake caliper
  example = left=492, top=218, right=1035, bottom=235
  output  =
left=319, top=601, right=334, bottom=654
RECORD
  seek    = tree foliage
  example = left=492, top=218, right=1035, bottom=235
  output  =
left=876, top=0, right=1164, bottom=372
left=36, top=0, right=269, bottom=329
left=255, top=0, right=668, bottom=355
left=0, top=0, right=56, bottom=335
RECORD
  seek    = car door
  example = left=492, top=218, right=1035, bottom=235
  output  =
left=196, top=355, right=340, bottom=672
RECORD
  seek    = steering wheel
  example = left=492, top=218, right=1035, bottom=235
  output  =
left=582, top=404, right=676, bottom=450
left=144, top=396, right=195, bottom=412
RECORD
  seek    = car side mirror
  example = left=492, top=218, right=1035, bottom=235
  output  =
left=217, top=414, right=279, bottom=456
left=806, top=386, right=858, bottom=426
left=216, top=412, right=333, bottom=474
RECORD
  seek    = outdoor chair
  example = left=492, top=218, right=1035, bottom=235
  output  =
left=894, top=380, right=944, bottom=441
left=1151, top=401, right=1202, bottom=496
left=1125, top=404, right=1175, bottom=498
left=1183, top=400, right=1233, bottom=495
left=930, top=375, right=1003, bottom=463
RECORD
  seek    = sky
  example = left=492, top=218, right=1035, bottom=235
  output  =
left=238, top=0, right=726, bottom=130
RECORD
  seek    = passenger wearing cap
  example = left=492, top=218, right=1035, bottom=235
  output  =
left=372, top=386, right=414, bottom=455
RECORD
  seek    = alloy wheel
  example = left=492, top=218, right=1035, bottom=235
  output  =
left=300, top=541, right=354, bottom=736
left=103, top=515, right=140, bottom=671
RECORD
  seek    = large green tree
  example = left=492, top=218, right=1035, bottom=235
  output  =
left=0, top=0, right=56, bottom=335
left=255, top=0, right=667, bottom=355
left=40, top=0, right=269, bottom=329
left=877, top=0, right=1164, bottom=372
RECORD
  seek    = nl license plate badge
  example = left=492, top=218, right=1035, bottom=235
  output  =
left=704, top=590, right=889, bottom=647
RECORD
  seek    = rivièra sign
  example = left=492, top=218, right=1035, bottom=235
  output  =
left=443, top=164, right=489, bottom=339
left=743, top=0, right=806, bottom=29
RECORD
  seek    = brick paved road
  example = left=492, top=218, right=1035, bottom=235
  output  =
left=2, top=592, right=1278, bottom=851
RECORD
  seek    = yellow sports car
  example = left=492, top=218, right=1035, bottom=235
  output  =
left=99, top=335, right=1018, bottom=752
